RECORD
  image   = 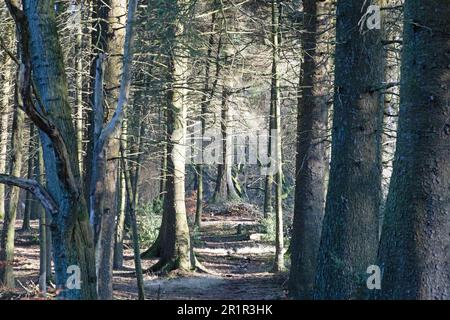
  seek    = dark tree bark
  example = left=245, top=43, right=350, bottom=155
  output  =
left=377, top=0, right=450, bottom=300
left=314, top=0, right=384, bottom=299
left=289, top=0, right=332, bottom=299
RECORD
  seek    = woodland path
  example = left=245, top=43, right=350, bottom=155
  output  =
left=0, top=209, right=287, bottom=300
left=116, top=211, right=288, bottom=300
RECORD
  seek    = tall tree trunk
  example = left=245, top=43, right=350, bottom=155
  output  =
left=195, top=9, right=218, bottom=228
left=151, top=0, right=193, bottom=272
left=23, top=0, right=97, bottom=299
left=270, top=0, right=284, bottom=273
left=34, top=134, right=53, bottom=284
left=314, top=0, right=384, bottom=299
left=36, top=138, right=49, bottom=292
left=378, top=0, right=450, bottom=300
left=289, top=0, right=332, bottom=299
left=0, top=51, right=13, bottom=221
left=0, top=103, right=25, bottom=288
left=120, top=143, right=145, bottom=299
left=211, top=76, right=240, bottom=203
left=91, top=0, right=126, bottom=300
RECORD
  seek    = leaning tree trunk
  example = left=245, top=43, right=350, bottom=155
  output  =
left=289, top=0, right=332, bottom=299
left=0, top=103, right=25, bottom=288
left=377, top=0, right=450, bottom=300
left=314, top=0, right=384, bottom=299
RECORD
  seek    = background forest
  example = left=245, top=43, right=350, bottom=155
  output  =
left=0, top=0, right=449, bottom=300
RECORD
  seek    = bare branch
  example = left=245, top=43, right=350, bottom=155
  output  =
left=0, top=174, right=58, bottom=214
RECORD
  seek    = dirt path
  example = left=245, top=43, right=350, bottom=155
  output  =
left=1, top=212, right=288, bottom=300
left=115, top=213, right=288, bottom=300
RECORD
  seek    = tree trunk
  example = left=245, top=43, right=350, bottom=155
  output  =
left=314, top=0, right=384, bottom=299
left=92, top=0, right=127, bottom=300
left=120, top=143, right=145, bottom=299
left=270, top=0, right=285, bottom=273
left=151, top=0, right=193, bottom=272
left=289, top=0, right=332, bottom=299
left=23, top=0, right=97, bottom=299
left=35, top=137, right=50, bottom=292
left=195, top=9, right=218, bottom=228
left=22, top=122, right=34, bottom=231
left=0, top=104, right=25, bottom=288
left=113, top=118, right=127, bottom=269
left=0, top=50, right=13, bottom=221
left=378, top=0, right=450, bottom=300
left=211, top=80, right=240, bottom=203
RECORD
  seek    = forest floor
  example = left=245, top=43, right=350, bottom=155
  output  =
left=0, top=203, right=288, bottom=300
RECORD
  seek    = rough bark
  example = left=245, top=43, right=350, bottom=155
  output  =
left=314, top=0, right=384, bottom=299
left=377, top=0, right=450, bottom=300
left=289, top=0, right=332, bottom=299
left=22, top=0, right=97, bottom=299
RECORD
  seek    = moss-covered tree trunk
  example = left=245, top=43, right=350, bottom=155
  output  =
left=23, top=0, right=97, bottom=299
